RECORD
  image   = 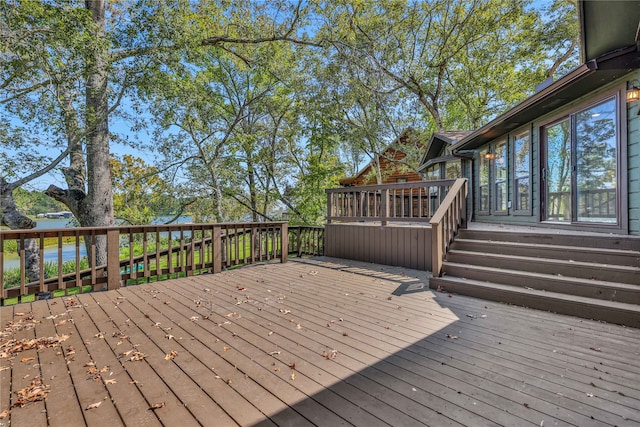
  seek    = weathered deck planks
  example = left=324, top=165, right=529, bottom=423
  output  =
left=1, top=257, right=639, bottom=426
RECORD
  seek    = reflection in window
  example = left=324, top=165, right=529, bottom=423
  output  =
left=425, top=165, right=440, bottom=181
left=545, top=119, right=571, bottom=221
left=513, top=132, right=530, bottom=211
left=445, top=160, right=461, bottom=179
left=575, top=98, right=617, bottom=222
left=479, top=147, right=490, bottom=212
left=494, top=141, right=507, bottom=212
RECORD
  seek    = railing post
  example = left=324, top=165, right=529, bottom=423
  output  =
left=297, top=227, right=302, bottom=257
left=431, top=222, right=442, bottom=277
left=381, top=188, right=389, bottom=226
left=212, top=226, right=222, bottom=274
left=106, top=228, right=121, bottom=291
left=326, top=191, right=333, bottom=224
left=280, top=223, right=288, bottom=263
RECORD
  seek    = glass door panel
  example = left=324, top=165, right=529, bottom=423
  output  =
left=544, top=119, right=571, bottom=221
left=575, top=99, right=617, bottom=223
left=494, top=141, right=507, bottom=212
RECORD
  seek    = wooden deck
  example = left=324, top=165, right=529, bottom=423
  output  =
left=1, top=258, right=639, bottom=427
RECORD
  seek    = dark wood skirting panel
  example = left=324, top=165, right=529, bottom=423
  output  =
left=325, top=224, right=432, bottom=271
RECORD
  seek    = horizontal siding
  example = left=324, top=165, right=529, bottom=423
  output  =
left=325, top=224, right=432, bottom=271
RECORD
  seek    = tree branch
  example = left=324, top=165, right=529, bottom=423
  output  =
left=8, top=147, right=70, bottom=190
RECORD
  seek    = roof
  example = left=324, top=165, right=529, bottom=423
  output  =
left=580, top=0, right=640, bottom=61
left=418, top=131, right=473, bottom=171
left=339, top=128, right=424, bottom=185
left=453, top=0, right=640, bottom=152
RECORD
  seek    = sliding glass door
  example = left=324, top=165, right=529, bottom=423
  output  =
left=542, top=97, right=618, bottom=224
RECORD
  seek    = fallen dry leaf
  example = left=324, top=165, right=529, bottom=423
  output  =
left=0, top=409, right=9, bottom=419
left=590, top=347, right=601, bottom=352
left=322, top=350, right=338, bottom=360
left=190, top=316, right=199, bottom=322
left=104, top=379, right=117, bottom=385
left=296, top=324, right=302, bottom=330
left=1, top=335, right=70, bottom=358
left=12, top=379, right=50, bottom=408
left=290, top=372, right=296, bottom=380
left=128, top=351, right=146, bottom=362
left=21, top=357, right=35, bottom=363
left=85, top=401, right=102, bottom=410
left=446, top=334, right=458, bottom=339
left=289, top=362, right=296, bottom=370
left=164, top=350, right=178, bottom=360
left=223, top=346, right=231, bottom=351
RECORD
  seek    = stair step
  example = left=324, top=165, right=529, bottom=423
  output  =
left=451, top=239, right=640, bottom=266
left=445, top=250, right=640, bottom=285
left=429, top=276, right=640, bottom=328
left=441, top=262, right=640, bottom=304
left=458, top=229, right=640, bottom=251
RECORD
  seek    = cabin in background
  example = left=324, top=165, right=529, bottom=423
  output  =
left=340, top=129, right=425, bottom=187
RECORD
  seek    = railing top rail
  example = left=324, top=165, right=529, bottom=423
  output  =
left=429, top=179, right=468, bottom=225
left=325, top=179, right=456, bottom=194
left=0, top=221, right=288, bottom=239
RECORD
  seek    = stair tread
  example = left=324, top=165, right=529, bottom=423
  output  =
left=453, top=238, right=640, bottom=256
left=442, top=262, right=640, bottom=290
left=446, top=250, right=640, bottom=273
left=432, top=276, right=640, bottom=311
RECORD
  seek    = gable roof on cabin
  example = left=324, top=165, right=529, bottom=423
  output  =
left=417, top=131, right=473, bottom=172
left=339, top=128, right=425, bottom=186
left=452, top=0, right=640, bottom=152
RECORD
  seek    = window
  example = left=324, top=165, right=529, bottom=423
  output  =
left=445, top=160, right=461, bottom=179
left=479, top=147, right=490, bottom=213
left=425, top=165, right=440, bottom=181
left=512, top=131, right=530, bottom=213
left=494, top=141, right=507, bottom=213
left=396, top=177, right=408, bottom=183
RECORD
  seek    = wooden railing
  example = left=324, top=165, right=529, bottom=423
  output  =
left=326, top=180, right=456, bottom=225
left=288, top=226, right=324, bottom=256
left=1, top=222, right=289, bottom=304
left=429, top=179, right=468, bottom=277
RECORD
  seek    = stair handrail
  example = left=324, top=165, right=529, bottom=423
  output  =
left=429, top=178, right=468, bottom=277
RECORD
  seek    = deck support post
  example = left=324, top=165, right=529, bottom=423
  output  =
left=280, top=223, right=288, bottom=263
left=106, top=228, right=121, bottom=290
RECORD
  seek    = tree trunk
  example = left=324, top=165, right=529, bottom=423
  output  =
left=1, top=178, right=42, bottom=283
left=45, top=1, right=114, bottom=268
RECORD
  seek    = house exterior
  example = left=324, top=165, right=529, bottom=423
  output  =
left=430, top=1, right=640, bottom=235
left=339, top=129, right=425, bottom=187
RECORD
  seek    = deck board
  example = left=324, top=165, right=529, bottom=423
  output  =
left=1, top=257, right=639, bottom=426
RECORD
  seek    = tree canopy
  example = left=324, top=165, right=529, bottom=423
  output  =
left=1, top=0, right=579, bottom=234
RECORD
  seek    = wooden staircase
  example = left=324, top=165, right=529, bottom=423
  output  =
left=429, top=228, right=640, bottom=328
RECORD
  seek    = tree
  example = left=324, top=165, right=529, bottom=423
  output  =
left=1, top=0, right=317, bottom=266
left=316, top=0, right=578, bottom=133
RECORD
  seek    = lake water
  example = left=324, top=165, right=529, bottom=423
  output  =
left=2, top=216, right=192, bottom=271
